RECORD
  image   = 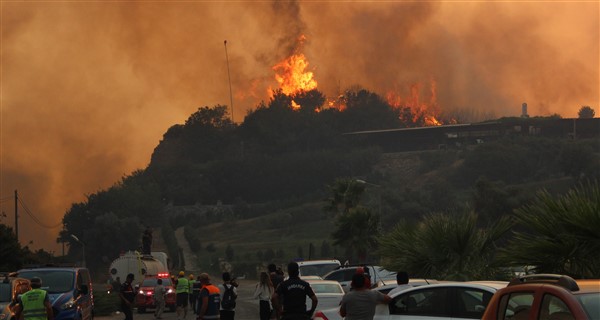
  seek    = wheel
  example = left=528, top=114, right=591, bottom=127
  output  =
left=137, top=307, right=146, bottom=314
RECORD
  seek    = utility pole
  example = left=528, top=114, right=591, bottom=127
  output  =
left=224, top=40, right=234, bottom=122
left=14, top=190, right=18, bottom=242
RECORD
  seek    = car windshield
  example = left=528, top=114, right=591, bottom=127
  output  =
left=299, top=263, right=340, bottom=277
left=18, top=270, right=74, bottom=293
left=374, top=267, right=397, bottom=280
left=578, top=293, right=600, bottom=320
left=141, top=278, right=172, bottom=287
left=311, top=283, right=343, bottom=294
left=0, top=283, right=11, bottom=302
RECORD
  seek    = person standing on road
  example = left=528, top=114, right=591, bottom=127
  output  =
left=119, top=273, right=136, bottom=320
left=154, top=278, right=166, bottom=319
left=188, top=275, right=196, bottom=313
left=339, top=273, right=391, bottom=320
left=253, top=272, right=274, bottom=320
left=196, top=273, right=221, bottom=320
left=271, top=261, right=318, bottom=320
left=387, top=271, right=411, bottom=296
left=218, top=272, right=237, bottom=320
left=14, top=277, right=53, bottom=320
left=176, top=271, right=190, bottom=320
left=191, top=275, right=202, bottom=314
left=268, top=264, right=283, bottom=291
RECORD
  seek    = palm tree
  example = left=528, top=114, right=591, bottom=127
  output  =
left=332, top=207, right=379, bottom=263
left=379, top=210, right=512, bottom=280
left=325, top=178, right=378, bottom=263
left=499, top=181, right=600, bottom=278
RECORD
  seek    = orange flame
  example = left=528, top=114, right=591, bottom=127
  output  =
left=387, top=80, right=443, bottom=126
left=273, top=52, right=317, bottom=96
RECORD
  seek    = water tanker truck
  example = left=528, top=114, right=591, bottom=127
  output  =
left=109, top=251, right=168, bottom=285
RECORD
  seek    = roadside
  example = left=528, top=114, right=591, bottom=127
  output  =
left=95, top=279, right=259, bottom=320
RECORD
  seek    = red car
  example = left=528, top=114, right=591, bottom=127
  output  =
left=134, top=273, right=176, bottom=313
left=482, top=274, right=600, bottom=320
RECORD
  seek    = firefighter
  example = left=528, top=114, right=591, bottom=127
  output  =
left=175, top=271, right=190, bottom=320
left=15, top=277, right=53, bottom=320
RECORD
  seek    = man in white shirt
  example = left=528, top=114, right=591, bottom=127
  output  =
left=387, top=271, right=411, bottom=296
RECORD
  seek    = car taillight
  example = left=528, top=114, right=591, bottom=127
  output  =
left=146, top=291, right=153, bottom=296
left=312, top=311, right=328, bottom=320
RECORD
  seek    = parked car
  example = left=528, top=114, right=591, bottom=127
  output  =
left=297, top=260, right=341, bottom=278
left=16, top=266, right=94, bottom=320
left=313, top=281, right=507, bottom=320
left=322, top=265, right=397, bottom=292
left=374, top=278, right=440, bottom=294
left=134, top=273, right=176, bottom=313
left=482, top=274, right=600, bottom=320
left=305, top=279, right=345, bottom=312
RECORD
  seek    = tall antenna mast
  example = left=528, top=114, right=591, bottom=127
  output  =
left=224, top=40, right=234, bottom=122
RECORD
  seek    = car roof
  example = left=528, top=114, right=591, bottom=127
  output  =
left=306, top=279, right=343, bottom=285
left=389, top=281, right=507, bottom=297
left=297, top=260, right=341, bottom=265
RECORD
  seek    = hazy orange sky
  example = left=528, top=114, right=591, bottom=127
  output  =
left=1, top=1, right=598, bottom=254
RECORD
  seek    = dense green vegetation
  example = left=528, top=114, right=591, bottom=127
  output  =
left=1, top=88, right=598, bottom=281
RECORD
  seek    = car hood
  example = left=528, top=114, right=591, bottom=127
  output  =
left=47, top=292, right=74, bottom=307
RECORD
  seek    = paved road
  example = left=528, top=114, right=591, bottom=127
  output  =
left=99, top=280, right=260, bottom=320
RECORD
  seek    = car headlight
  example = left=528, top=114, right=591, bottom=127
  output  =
left=138, top=290, right=145, bottom=294
left=167, top=289, right=173, bottom=293
left=61, top=297, right=76, bottom=310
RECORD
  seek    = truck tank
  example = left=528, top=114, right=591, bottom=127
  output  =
left=109, top=251, right=168, bottom=284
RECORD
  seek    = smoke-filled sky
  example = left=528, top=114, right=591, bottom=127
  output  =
left=1, top=1, right=598, bottom=253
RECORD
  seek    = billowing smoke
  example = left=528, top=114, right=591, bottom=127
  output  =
left=1, top=1, right=597, bottom=252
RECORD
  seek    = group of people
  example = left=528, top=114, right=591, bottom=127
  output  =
left=116, top=271, right=239, bottom=320
left=253, top=262, right=410, bottom=320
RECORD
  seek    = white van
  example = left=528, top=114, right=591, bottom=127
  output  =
left=297, top=259, right=341, bottom=278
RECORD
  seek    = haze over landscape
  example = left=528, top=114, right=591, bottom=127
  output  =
left=1, top=1, right=598, bottom=253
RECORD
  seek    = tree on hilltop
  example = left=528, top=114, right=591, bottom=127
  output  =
left=578, top=106, right=595, bottom=118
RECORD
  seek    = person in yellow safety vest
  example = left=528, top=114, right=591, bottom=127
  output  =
left=175, top=271, right=190, bottom=320
left=15, top=277, right=54, bottom=320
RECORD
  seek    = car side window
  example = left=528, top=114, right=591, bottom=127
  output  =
left=497, top=292, right=534, bottom=320
left=455, top=288, right=493, bottom=319
left=390, top=287, right=449, bottom=317
left=325, top=271, right=344, bottom=282
left=540, top=294, right=574, bottom=320
left=343, top=270, right=355, bottom=282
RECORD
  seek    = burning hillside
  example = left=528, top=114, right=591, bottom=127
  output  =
left=270, top=36, right=448, bottom=126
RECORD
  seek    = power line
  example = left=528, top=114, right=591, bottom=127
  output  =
left=17, top=196, right=62, bottom=229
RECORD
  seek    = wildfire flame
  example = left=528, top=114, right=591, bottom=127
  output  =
left=387, top=80, right=443, bottom=126
left=273, top=52, right=317, bottom=96
left=270, top=35, right=318, bottom=110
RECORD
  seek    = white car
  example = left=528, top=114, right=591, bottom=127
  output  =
left=322, top=265, right=397, bottom=292
left=305, top=279, right=345, bottom=311
left=297, top=260, right=341, bottom=278
left=313, top=281, right=507, bottom=320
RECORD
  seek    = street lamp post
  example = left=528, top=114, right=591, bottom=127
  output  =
left=70, top=234, right=86, bottom=267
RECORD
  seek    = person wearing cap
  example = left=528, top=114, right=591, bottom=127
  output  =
left=339, top=273, right=391, bottom=320
left=196, top=273, right=220, bottom=320
left=271, top=261, right=318, bottom=320
left=175, top=271, right=190, bottom=320
left=119, top=273, right=136, bottom=320
left=14, top=277, right=53, bottom=320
